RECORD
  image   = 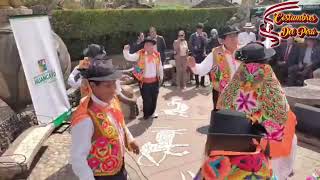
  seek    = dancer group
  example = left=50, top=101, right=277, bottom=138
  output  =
left=69, top=24, right=300, bottom=180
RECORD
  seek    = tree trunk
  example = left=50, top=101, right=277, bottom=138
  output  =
left=241, top=0, right=255, bottom=22
left=81, top=0, right=95, bottom=9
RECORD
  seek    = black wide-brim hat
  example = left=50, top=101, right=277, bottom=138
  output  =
left=142, top=37, right=157, bottom=45
left=235, top=42, right=276, bottom=63
left=219, top=26, right=240, bottom=39
left=197, top=110, right=266, bottom=139
left=197, top=110, right=267, bottom=152
left=83, top=44, right=106, bottom=58
left=80, top=60, right=122, bottom=81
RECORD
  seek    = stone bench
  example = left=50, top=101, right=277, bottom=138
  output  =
left=294, top=103, right=320, bottom=138
left=304, top=79, right=320, bottom=90
left=284, top=87, right=320, bottom=107
left=0, top=124, right=55, bottom=179
left=163, top=61, right=176, bottom=85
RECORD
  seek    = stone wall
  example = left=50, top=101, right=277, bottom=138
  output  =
left=0, top=100, right=37, bottom=155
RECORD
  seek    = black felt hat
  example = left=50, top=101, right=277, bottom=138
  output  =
left=83, top=44, right=106, bottom=58
left=142, top=36, right=157, bottom=45
left=235, top=42, right=276, bottom=63
left=80, top=60, right=122, bottom=82
left=219, top=25, right=240, bottom=39
left=197, top=110, right=267, bottom=152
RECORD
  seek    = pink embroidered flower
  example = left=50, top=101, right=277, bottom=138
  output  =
left=262, top=120, right=285, bottom=141
left=88, top=157, right=100, bottom=170
left=236, top=91, right=257, bottom=113
left=109, top=139, right=120, bottom=156
left=96, top=137, right=108, bottom=148
left=220, top=79, right=229, bottom=91
left=101, top=156, right=120, bottom=173
left=230, top=153, right=265, bottom=172
left=246, top=63, right=259, bottom=74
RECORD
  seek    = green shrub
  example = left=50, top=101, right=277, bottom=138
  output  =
left=52, top=8, right=237, bottom=60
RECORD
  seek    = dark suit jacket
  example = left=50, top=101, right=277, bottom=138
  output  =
left=189, top=32, right=208, bottom=62
left=288, top=44, right=320, bottom=71
left=151, top=35, right=167, bottom=63
left=206, top=37, right=220, bottom=54
left=273, top=42, right=299, bottom=66
left=130, top=41, right=144, bottom=54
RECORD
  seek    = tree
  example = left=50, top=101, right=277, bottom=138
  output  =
left=81, top=0, right=95, bottom=8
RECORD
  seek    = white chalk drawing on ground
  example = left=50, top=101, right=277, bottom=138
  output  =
left=163, top=97, right=189, bottom=117
left=181, top=171, right=196, bottom=180
left=137, top=128, right=190, bottom=167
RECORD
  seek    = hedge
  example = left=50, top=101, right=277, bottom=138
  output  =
left=52, top=8, right=237, bottom=60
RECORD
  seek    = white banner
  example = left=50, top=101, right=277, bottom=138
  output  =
left=10, top=16, right=70, bottom=125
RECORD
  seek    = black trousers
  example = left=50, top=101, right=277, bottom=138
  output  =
left=212, top=88, right=219, bottom=111
left=94, top=166, right=127, bottom=180
left=195, top=75, right=205, bottom=86
left=140, top=82, right=159, bottom=118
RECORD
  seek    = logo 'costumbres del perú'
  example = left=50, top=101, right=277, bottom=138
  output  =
left=259, top=1, right=319, bottom=47
left=34, top=59, right=57, bottom=85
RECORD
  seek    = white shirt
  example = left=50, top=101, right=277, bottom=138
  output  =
left=238, top=32, right=257, bottom=48
left=123, top=49, right=164, bottom=79
left=67, top=65, right=82, bottom=88
left=303, top=47, right=313, bottom=65
left=191, top=46, right=240, bottom=77
left=67, top=65, right=122, bottom=94
left=71, top=94, right=134, bottom=180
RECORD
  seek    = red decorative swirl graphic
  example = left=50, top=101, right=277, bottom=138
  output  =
left=259, top=1, right=300, bottom=47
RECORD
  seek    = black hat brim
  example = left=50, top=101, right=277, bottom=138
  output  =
left=219, top=30, right=240, bottom=38
left=87, top=70, right=122, bottom=81
left=242, top=48, right=276, bottom=63
left=196, top=125, right=264, bottom=139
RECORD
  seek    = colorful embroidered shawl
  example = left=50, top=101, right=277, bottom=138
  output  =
left=217, top=63, right=290, bottom=142
left=132, top=49, right=161, bottom=82
left=210, top=47, right=233, bottom=92
left=199, top=146, right=272, bottom=180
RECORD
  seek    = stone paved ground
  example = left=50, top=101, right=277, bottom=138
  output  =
left=25, top=86, right=320, bottom=180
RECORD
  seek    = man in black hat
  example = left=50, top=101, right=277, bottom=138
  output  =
left=195, top=110, right=272, bottom=180
left=68, top=44, right=111, bottom=89
left=71, top=59, right=139, bottom=180
left=149, top=27, right=167, bottom=64
left=187, top=25, right=241, bottom=111
left=123, top=37, right=163, bottom=120
left=189, top=23, right=208, bottom=88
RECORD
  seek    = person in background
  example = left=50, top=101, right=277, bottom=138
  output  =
left=187, top=26, right=240, bottom=111
left=271, top=37, right=297, bottom=84
left=206, top=28, right=220, bottom=54
left=195, top=110, right=273, bottom=180
left=288, top=36, right=320, bottom=86
left=238, top=22, right=256, bottom=48
left=173, top=30, right=189, bottom=90
left=217, top=42, right=297, bottom=180
left=189, top=23, right=208, bottom=88
left=130, top=32, right=145, bottom=54
left=71, top=60, right=139, bottom=180
left=123, top=37, right=163, bottom=120
left=149, top=26, right=167, bottom=64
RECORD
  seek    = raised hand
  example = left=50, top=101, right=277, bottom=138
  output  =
left=124, top=45, right=130, bottom=51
